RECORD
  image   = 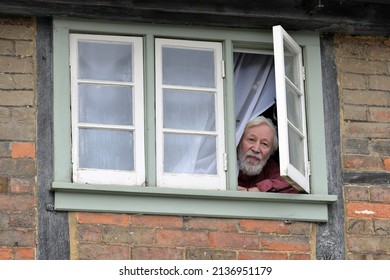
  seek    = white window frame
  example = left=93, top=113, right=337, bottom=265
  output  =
left=273, top=25, right=310, bottom=193
left=70, top=34, right=145, bottom=186
left=155, top=39, right=226, bottom=190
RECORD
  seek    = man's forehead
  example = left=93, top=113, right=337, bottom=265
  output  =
left=245, top=124, right=273, bottom=140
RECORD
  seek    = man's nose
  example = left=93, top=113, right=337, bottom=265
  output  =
left=251, top=143, right=261, bottom=153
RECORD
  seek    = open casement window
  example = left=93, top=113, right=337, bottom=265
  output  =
left=273, top=25, right=310, bottom=193
left=155, top=39, right=226, bottom=190
left=70, top=34, right=145, bottom=186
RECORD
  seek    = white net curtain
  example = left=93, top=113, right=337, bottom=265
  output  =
left=234, top=52, right=276, bottom=146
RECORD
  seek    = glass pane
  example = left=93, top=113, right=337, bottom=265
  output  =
left=162, top=47, right=215, bottom=88
left=79, top=128, right=133, bottom=171
left=163, top=89, right=215, bottom=131
left=164, top=133, right=217, bottom=174
left=284, top=41, right=300, bottom=88
left=78, top=41, right=133, bottom=82
left=288, top=126, right=305, bottom=174
left=286, top=83, right=302, bottom=132
left=79, top=84, right=133, bottom=125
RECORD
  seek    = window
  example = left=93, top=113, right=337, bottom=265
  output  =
left=273, top=25, right=310, bottom=193
left=52, top=18, right=336, bottom=222
left=155, top=39, right=226, bottom=189
left=70, top=34, right=145, bottom=186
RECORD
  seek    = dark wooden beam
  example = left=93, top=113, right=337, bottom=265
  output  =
left=0, top=0, right=389, bottom=35
left=317, top=34, right=345, bottom=260
left=36, top=17, right=70, bottom=260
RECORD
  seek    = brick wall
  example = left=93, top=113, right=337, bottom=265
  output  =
left=0, top=17, right=37, bottom=260
left=335, top=34, right=390, bottom=259
left=69, top=213, right=314, bottom=260
left=1, top=16, right=388, bottom=260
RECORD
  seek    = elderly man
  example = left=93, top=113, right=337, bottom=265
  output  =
left=237, top=116, right=298, bottom=193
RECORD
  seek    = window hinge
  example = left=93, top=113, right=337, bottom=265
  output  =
left=307, top=160, right=311, bottom=176
left=302, top=66, right=306, bottom=80
left=221, top=60, right=226, bottom=78
left=223, top=153, right=228, bottom=171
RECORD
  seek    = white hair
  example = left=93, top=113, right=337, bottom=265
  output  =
left=242, top=116, right=278, bottom=154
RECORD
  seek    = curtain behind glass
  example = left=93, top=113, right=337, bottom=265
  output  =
left=162, top=46, right=217, bottom=175
left=234, top=53, right=276, bottom=145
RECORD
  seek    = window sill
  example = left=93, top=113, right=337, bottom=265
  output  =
left=52, top=182, right=337, bottom=222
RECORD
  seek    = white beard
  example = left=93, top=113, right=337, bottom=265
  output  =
left=238, top=147, right=269, bottom=176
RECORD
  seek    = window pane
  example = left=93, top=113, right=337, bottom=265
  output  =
left=78, top=41, right=133, bottom=82
left=79, top=128, right=134, bottom=170
left=79, top=84, right=133, bottom=125
left=284, top=42, right=300, bottom=88
left=164, top=133, right=217, bottom=174
left=163, top=89, right=215, bottom=131
left=288, top=126, right=305, bottom=174
left=162, top=47, right=215, bottom=87
left=286, top=83, right=302, bottom=132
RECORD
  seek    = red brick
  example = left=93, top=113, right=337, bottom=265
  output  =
left=260, top=236, right=310, bottom=252
left=131, top=215, right=183, bottom=228
left=290, top=223, right=312, bottom=235
left=347, top=202, right=390, bottom=219
left=369, top=107, right=390, bottom=122
left=344, top=122, right=390, bottom=138
left=102, top=226, right=132, bottom=244
left=344, top=186, right=370, bottom=201
left=343, top=155, right=384, bottom=170
left=384, top=158, right=390, bottom=171
left=14, top=248, right=35, bottom=260
left=347, top=219, right=373, bottom=235
left=188, top=217, right=238, bottom=232
left=11, top=142, right=35, bottom=158
left=339, top=73, right=367, bottom=90
left=370, top=186, right=390, bottom=203
left=0, top=195, right=35, bottom=211
left=156, top=229, right=209, bottom=247
left=343, top=104, right=367, bottom=121
left=210, top=231, right=259, bottom=250
left=78, top=244, right=130, bottom=260
left=348, top=236, right=390, bottom=254
left=128, top=228, right=155, bottom=245
left=289, top=253, right=311, bottom=260
left=10, top=178, right=34, bottom=194
left=132, top=247, right=184, bottom=260
left=186, top=248, right=236, bottom=260
left=77, top=224, right=102, bottom=243
left=77, top=213, right=130, bottom=226
left=9, top=212, right=35, bottom=228
left=0, top=248, right=12, bottom=259
left=238, top=251, right=288, bottom=260
left=0, top=230, right=35, bottom=247
left=342, top=90, right=388, bottom=106
left=240, top=220, right=290, bottom=234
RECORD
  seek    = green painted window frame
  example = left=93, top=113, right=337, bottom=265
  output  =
left=52, top=18, right=336, bottom=222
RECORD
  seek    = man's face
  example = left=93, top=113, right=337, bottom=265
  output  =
left=238, top=123, right=274, bottom=176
